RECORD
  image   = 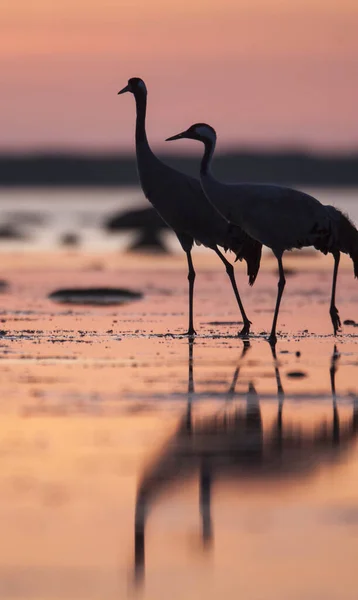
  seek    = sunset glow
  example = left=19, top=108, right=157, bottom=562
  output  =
left=2, top=0, right=358, bottom=150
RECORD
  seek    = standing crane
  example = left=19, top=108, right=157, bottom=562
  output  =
left=118, top=79, right=262, bottom=336
left=166, top=123, right=358, bottom=344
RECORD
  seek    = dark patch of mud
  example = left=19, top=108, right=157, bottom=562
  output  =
left=105, top=207, right=167, bottom=232
left=286, top=370, right=308, bottom=378
left=0, top=224, right=27, bottom=240
left=206, top=321, right=242, bottom=326
left=105, top=207, right=169, bottom=253
left=48, top=287, right=143, bottom=306
left=59, top=232, right=80, bottom=247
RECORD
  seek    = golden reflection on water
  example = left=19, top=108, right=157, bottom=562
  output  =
left=1, top=335, right=358, bottom=599
left=133, top=339, right=358, bottom=594
left=1, top=260, right=358, bottom=598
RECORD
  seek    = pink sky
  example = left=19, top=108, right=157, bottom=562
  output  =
left=1, top=0, right=358, bottom=151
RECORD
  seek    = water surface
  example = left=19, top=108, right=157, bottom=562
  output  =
left=0, top=188, right=358, bottom=598
left=0, top=186, right=357, bottom=252
left=0, top=253, right=357, bottom=598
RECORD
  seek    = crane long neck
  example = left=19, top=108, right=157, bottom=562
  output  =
left=200, top=138, right=216, bottom=178
left=134, top=90, right=149, bottom=146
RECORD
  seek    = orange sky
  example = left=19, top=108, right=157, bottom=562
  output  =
left=1, top=0, right=358, bottom=151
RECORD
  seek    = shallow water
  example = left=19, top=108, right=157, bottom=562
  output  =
left=0, top=186, right=357, bottom=253
left=0, top=249, right=358, bottom=598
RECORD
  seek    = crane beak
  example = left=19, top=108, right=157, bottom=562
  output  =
left=165, top=131, right=186, bottom=142
left=118, top=85, right=130, bottom=95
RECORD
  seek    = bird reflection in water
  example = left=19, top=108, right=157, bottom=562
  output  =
left=133, top=340, right=358, bottom=586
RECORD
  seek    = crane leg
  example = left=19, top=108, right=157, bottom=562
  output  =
left=134, top=498, right=146, bottom=586
left=199, top=459, right=213, bottom=548
left=330, top=344, right=340, bottom=444
left=185, top=337, right=195, bottom=431
left=270, top=344, right=284, bottom=443
left=214, top=247, right=251, bottom=336
left=186, top=250, right=196, bottom=336
left=329, top=251, right=341, bottom=335
left=269, top=254, right=286, bottom=346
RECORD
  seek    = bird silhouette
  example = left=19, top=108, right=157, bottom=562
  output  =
left=166, top=123, right=358, bottom=344
left=118, top=79, right=262, bottom=336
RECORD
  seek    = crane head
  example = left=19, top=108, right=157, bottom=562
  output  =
left=166, top=123, right=216, bottom=144
left=118, top=77, right=147, bottom=95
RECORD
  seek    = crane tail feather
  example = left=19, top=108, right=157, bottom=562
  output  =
left=328, top=207, right=358, bottom=278
left=234, top=238, right=262, bottom=286
left=227, top=222, right=262, bottom=285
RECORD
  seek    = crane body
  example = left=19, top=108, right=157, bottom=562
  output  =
left=118, top=80, right=262, bottom=336
left=166, top=123, right=358, bottom=343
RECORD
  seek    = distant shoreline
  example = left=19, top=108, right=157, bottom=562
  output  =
left=0, top=151, right=357, bottom=187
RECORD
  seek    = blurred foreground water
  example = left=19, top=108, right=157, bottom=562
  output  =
left=1, top=328, right=358, bottom=599
left=0, top=186, right=357, bottom=252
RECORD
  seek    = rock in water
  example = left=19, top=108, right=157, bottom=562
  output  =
left=48, top=287, right=143, bottom=306
left=104, top=207, right=169, bottom=253
left=286, top=370, right=307, bottom=379
left=0, top=224, right=27, bottom=240
left=59, top=232, right=80, bottom=247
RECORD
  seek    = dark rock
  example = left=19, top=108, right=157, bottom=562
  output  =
left=48, top=287, right=143, bottom=306
left=0, top=224, right=27, bottom=240
left=59, top=232, right=80, bottom=247
left=286, top=370, right=307, bottom=378
left=105, top=207, right=168, bottom=231
left=130, top=229, right=167, bottom=253
left=104, top=207, right=169, bottom=253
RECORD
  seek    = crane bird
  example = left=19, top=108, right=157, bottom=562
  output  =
left=118, top=79, right=262, bottom=336
left=166, top=123, right=358, bottom=344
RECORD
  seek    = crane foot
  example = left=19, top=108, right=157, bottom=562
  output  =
left=268, top=333, right=277, bottom=346
left=330, top=305, right=341, bottom=335
left=186, top=328, right=197, bottom=337
left=238, top=321, right=251, bottom=337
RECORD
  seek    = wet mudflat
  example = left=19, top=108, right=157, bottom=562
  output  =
left=0, top=250, right=358, bottom=599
